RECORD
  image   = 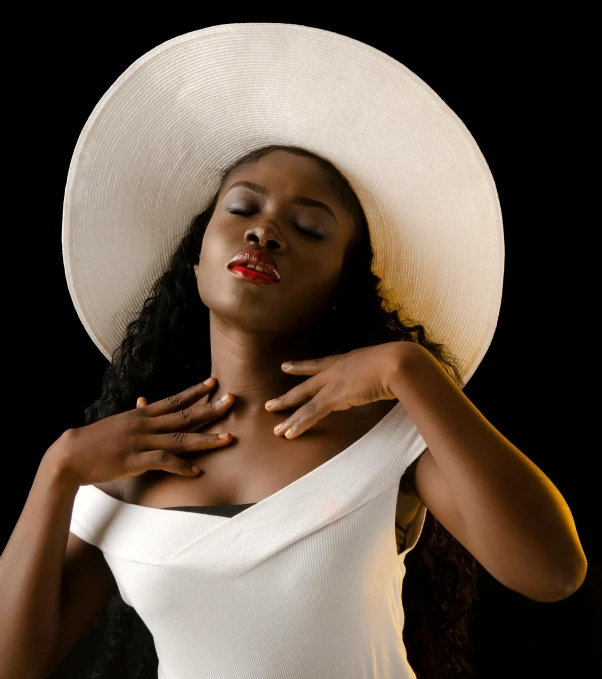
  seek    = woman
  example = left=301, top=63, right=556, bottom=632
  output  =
left=1, top=25, right=587, bottom=679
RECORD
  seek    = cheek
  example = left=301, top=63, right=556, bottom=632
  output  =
left=295, top=246, right=345, bottom=306
left=283, top=261, right=342, bottom=321
left=195, top=235, right=223, bottom=305
left=197, top=227, right=230, bottom=276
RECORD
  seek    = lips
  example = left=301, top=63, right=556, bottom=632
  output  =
left=226, top=249, right=280, bottom=282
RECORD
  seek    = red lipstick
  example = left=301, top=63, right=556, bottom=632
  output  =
left=229, top=265, right=278, bottom=285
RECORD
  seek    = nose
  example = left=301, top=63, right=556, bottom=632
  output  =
left=244, top=219, right=286, bottom=253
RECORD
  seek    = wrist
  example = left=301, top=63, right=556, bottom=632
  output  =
left=41, top=440, right=82, bottom=492
left=388, top=341, right=426, bottom=396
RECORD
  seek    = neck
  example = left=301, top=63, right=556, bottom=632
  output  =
left=205, top=310, right=317, bottom=418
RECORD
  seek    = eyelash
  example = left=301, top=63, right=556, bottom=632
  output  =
left=228, top=209, right=324, bottom=241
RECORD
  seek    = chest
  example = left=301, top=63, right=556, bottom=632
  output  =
left=122, top=399, right=421, bottom=531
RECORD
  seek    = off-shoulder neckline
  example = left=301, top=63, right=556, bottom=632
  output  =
left=90, top=400, right=403, bottom=518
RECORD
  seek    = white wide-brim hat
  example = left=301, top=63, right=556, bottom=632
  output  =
left=62, top=23, right=504, bottom=386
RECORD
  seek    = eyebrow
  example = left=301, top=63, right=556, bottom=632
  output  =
left=225, top=181, right=338, bottom=222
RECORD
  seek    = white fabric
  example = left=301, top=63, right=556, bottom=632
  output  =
left=70, top=400, right=428, bottom=679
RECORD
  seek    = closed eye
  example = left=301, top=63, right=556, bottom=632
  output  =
left=228, top=209, right=323, bottom=240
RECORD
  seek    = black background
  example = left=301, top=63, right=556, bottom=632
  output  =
left=3, top=11, right=599, bottom=679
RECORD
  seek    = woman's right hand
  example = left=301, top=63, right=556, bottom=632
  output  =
left=47, top=378, right=233, bottom=487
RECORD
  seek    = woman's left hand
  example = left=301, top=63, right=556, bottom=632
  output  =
left=265, top=341, right=405, bottom=439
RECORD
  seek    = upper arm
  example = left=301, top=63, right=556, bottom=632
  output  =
left=404, top=447, right=472, bottom=552
left=44, top=483, right=122, bottom=676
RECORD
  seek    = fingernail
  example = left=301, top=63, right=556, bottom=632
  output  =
left=282, top=362, right=291, bottom=369
left=218, top=393, right=229, bottom=404
left=265, top=399, right=276, bottom=408
left=284, top=428, right=294, bottom=438
left=274, top=423, right=285, bottom=433
left=203, top=377, right=214, bottom=385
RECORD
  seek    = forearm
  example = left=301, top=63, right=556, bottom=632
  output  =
left=0, top=447, right=80, bottom=679
left=390, top=342, right=587, bottom=597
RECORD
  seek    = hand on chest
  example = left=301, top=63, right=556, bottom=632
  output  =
left=124, top=400, right=404, bottom=511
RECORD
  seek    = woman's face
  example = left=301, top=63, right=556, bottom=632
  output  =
left=194, top=150, right=357, bottom=334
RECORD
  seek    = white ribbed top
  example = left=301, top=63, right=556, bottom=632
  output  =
left=70, top=399, right=428, bottom=679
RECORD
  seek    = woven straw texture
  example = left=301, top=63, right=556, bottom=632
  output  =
left=62, top=23, right=504, bottom=384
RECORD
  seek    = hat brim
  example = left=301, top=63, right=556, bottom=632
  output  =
left=62, top=23, right=504, bottom=385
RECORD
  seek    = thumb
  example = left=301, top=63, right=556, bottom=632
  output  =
left=136, top=396, right=149, bottom=408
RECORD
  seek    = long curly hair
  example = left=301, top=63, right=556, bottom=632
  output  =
left=78, top=145, right=480, bottom=679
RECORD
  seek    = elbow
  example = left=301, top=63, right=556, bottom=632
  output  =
left=492, top=548, right=589, bottom=603
left=527, top=554, right=588, bottom=603
left=530, top=581, right=584, bottom=604
left=557, top=553, right=588, bottom=601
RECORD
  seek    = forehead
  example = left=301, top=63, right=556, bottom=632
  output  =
left=222, top=151, right=335, bottom=197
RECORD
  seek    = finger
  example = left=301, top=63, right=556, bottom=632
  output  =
left=136, top=397, right=149, bottom=409
left=273, top=396, right=330, bottom=439
left=143, top=378, right=217, bottom=417
left=265, top=375, right=322, bottom=411
left=281, top=356, right=332, bottom=375
left=129, top=450, right=202, bottom=477
left=151, top=393, right=234, bottom=433
left=141, top=430, right=232, bottom=455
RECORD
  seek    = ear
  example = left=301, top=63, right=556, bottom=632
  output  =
left=193, top=263, right=199, bottom=278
